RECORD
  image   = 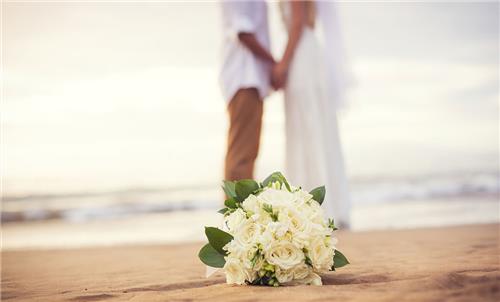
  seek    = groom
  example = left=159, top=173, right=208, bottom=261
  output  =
left=220, top=1, right=275, bottom=181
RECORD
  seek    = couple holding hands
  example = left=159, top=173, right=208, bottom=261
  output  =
left=220, top=1, right=351, bottom=228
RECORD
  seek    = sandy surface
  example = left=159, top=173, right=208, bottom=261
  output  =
left=2, top=224, right=499, bottom=301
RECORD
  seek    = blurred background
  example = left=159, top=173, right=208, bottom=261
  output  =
left=2, top=0, right=499, bottom=249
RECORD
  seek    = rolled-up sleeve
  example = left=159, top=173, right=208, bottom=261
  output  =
left=222, top=1, right=257, bottom=38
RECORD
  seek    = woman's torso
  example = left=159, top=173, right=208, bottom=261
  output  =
left=279, top=1, right=325, bottom=93
left=279, top=1, right=316, bottom=32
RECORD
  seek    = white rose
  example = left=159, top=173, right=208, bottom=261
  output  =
left=292, top=263, right=311, bottom=280
left=258, top=188, right=297, bottom=209
left=243, top=262, right=257, bottom=282
left=293, top=189, right=313, bottom=204
left=291, top=231, right=310, bottom=250
left=277, top=208, right=311, bottom=248
left=224, top=239, right=254, bottom=262
left=310, top=222, right=331, bottom=238
left=278, top=207, right=306, bottom=230
left=265, top=241, right=305, bottom=270
left=252, top=208, right=272, bottom=225
left=297, top=199, right=325, bottom=225
left=310, top=274, right=323, bottom=286
left=298, top=272, right=323, bottom=286
left=308, top=237, right=334, bottom=272
left=223, top=257, right=247, bottom=285
left=266, top=221, right=289, bottom=238
left=257, top=226, right=274, bottom=250
left=225, top=208, right=247, bottom=232
left=233, top=220, right=261, bottom=245
left=242, top=194, right=260, bottom=214
left=243, top=195, right=275, bottom=225
left=275, top=267, right=294, bottom=284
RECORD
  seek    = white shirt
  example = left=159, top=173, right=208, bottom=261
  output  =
left=220, top=1, right=271, bottom=103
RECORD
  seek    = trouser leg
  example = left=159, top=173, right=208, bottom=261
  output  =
left=224, top=88, right=263, bottom=181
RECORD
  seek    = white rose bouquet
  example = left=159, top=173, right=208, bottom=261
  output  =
left=198, top=172, right=349, bottom=286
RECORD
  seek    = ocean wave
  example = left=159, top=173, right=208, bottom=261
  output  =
left=350, top=172, right=499, bottom=204
left=2, top=172, right=498, bottom=223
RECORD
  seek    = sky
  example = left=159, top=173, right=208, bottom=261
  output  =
left=2, top=1, right=499, bottom=196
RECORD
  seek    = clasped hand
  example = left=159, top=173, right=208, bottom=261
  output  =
left=271, top=61, right=288, bottom=91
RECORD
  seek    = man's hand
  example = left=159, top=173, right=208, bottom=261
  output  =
left=271, top=61, right=288, bottom=90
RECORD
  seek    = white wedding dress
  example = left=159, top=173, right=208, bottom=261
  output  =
left=279, top=2, right=351, bottom=227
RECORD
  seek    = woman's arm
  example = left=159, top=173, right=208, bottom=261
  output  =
left=272, top=1, right=305, bottom=88
left=281, top=2, right=306, bottom=69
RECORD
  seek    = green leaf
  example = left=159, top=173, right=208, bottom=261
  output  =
left=262, top=203, right=272, bottom=214
left=205, top=227, right=234, bottom=255
left=262, top=203, right=278, bottom=222
left=224, top=198, right=238, bottom=209
left=305, top=255, right=313, bottom=267
left=333, top=249, right=349, bottom=269
left=310, top=186, right=326, bottom=205
left=328, top=218, right=338, bottom=230
left=250, top=249, right=261, bottom=268
left=217, top=208, right=229, bottom=215
left=262, top=171, right=291, bottom=191
left=222, top=180, right=237, bottom=199
left=234, top=179, right=259, bottom=202
left=198, top=243, right=226, bottom=268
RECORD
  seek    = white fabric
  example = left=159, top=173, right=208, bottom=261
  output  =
left=280, top=2, right=351, bottom=226
left=316, top=1, right=351, bottom=109
left=219, top=1, right=271, bottom=102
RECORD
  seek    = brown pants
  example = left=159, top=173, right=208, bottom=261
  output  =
left=224, top=88, right=263, bottom=181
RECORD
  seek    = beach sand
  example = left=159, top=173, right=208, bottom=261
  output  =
left=2, top=224, right=499, bottom=301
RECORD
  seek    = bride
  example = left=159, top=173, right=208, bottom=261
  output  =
left=272, top=1, right=351, bottom=228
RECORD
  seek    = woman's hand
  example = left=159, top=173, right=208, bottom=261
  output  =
left=272, top=1, right=305, bottom=90
left=271, top=61, right=289, bottom=90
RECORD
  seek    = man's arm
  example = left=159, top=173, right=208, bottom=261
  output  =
left=238, top=33, right=275, bottom=64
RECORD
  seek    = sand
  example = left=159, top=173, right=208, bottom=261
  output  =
left=2, top=224, right=499, bottom=301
